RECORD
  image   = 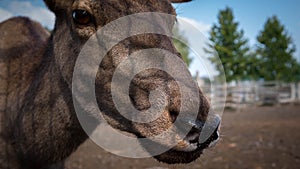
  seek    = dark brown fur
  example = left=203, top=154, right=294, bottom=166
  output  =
left=0, top=0, right=212, bottom=168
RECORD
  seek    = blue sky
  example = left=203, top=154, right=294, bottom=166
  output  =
left=0, top=0, right=299, bottom=77
left=174, top=0, right=300, bottom=76
left=174, top=0, right=300, bottom=60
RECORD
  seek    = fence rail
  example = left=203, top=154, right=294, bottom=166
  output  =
left=201, top=81, right=300, bottom=109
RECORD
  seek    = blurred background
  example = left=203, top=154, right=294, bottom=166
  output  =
left=1, top=0, right=300, bottom=169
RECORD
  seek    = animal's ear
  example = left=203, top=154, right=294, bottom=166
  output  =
left=44, top=0, right=57, bottom=12
left=171, top=0, right=192, bottom=3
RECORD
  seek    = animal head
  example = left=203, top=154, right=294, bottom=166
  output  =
left=44, top=0, right=219, bottom=164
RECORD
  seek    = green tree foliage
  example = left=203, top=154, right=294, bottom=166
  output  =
left=244, top=52, right=262, bottom=80
left=173, top=26, right=193, bottom=67
left=206, top=7, right=250, bottom=82
left=256, top=16, right=300, bottom=82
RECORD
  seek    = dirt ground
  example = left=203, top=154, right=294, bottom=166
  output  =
left=64, top=104, right=300, bottom=169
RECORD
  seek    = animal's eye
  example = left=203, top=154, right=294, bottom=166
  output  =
left=72, top=10, right=92, bottom=25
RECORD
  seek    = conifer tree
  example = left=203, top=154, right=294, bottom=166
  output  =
left=207, top=7, right=250, bottom=82
left=256, top=16, right=300, bottom=82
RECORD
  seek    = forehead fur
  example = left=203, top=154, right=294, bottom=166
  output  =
left=44, top=0, right=73, bottom=11
left=44, top=0, right=176, bottom=14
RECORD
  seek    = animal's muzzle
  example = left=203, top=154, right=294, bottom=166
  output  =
left=180, top=115, right=221, bottom=149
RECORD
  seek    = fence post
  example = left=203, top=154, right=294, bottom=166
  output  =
left=298, top=82, right=300, bottom=101
left=291, top=83, right=296, bottom=101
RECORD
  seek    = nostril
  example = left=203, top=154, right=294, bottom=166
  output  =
left=180, top=115, right=221, bottom=149
left=178, top=117, right=205, bottom=143
left=186, top=128, right=200, bottom=144
left=186, top=119, right=204, bottom=143
left=190, top=119, right=205, bottom=132
left=184, top=118, right=205, bottom=132
left=169, top=110, right=179, bottom=122
left=176, top=116, right=205, bottom=131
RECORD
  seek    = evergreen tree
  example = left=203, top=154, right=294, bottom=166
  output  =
left=256, top=16, right=299, bottom=82
left=206, top=7, right=250, bottom=82
left=244, top=51, right=262, bottom=80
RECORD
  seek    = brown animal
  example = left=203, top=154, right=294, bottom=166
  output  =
left=0, top=0, right=219, bottom=169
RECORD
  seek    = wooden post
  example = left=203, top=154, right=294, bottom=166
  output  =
left=291, top=83, right=296, bottom=101
left=298, top=82, right=300, bottom=101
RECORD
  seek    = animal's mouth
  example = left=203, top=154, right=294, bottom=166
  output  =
left=154, top=115, right=221, bottom=164
left=177, top=115, right=220, bottom=151
left=179, top=122, right=220, bottom=152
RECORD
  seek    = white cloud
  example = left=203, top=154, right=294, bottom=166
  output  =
left=1, top=1, right=55, bottom=29
left=175, top=17, right=218, bottom=77
left=0, top=9, right=13, bottom=22
left=178, top=17, right=211, bottom=34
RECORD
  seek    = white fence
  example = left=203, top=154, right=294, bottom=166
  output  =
left=201, top=82, right=300, bottom=109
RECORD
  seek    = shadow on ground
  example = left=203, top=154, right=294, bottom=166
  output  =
left=65, top=105, right=300, bottom=169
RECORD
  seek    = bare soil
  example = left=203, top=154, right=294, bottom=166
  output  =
left=65, top=104, right=300, bottom=169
